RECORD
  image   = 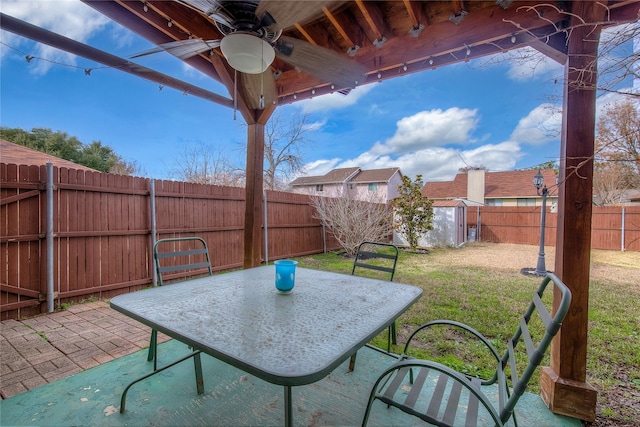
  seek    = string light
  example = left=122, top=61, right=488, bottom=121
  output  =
left=143, top=2, right=148, bottom=12
left=403, top=63, right=408, bottom=71
left=311, top=89, right=316, bottom=95
left=167, top=19, right=173, bottom=27
left=377, top=71, right=382, bottom=79
left=511, top=34, right=517, bottom=43
left=428, top=57, right=433, bottom=65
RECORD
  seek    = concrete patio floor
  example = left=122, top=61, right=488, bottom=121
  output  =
left=1, top=301, right=582, bottom=426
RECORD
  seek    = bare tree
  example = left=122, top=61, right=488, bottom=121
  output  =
left=593, top=99, right=640, bottom=204
left=108, top=158, right=146, bottom=177
left=310, top=191, right=393, bottom=257
left=172, top=143, right=243, bottom=186
left=263, top=111, right=314, bottom=191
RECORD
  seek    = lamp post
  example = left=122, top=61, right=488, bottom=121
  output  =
left=533, top=170, right=548, bottom=276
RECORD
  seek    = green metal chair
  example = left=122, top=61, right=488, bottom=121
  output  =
left=349, top=241, right=399, bottom=371
left=362, top=273, right=572, bottom=427
left=148, top=237, right=213, bottom=368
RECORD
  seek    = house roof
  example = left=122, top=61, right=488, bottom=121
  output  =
left=290, top=167, right=360, bottom=185
left=351, top=168, right=401, bottom=183
left=0, top=139, right=97, bottom=172
left=290, top=167, right=402, bottom=186
left=422, top=169, right=558, bottom=199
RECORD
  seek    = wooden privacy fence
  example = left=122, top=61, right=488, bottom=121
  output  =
left=467, top=205, right=640, bottom=251
left=1, top=163, right=339, bottom=320
left=2, top=162, right=638, bottom=320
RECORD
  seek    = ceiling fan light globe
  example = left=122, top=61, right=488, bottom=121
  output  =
left=220, top=33, right=275, bottom=74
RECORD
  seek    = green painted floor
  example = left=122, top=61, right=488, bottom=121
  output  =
left=1, top=340, right=581, bottom=426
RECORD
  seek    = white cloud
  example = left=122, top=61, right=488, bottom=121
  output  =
left=510, top=103, right=561, bottom=145
left=298, top=85, right=374, bottom=113
left=297, top=158, right=341, bottom=177
left=300, top=140, right=523, bottom=183
left=1, top=1, right=109, bottom=74
left=374, top=108, right=479, bottom=156
left=503, top=47, right=563, bottom=81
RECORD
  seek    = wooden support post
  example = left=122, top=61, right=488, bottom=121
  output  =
left=244, top=122, right=265, bottom=268
left=540, top=1, right=603, bottom=421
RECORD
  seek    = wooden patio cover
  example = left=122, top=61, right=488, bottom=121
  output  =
left=6, top=0, right=640, bottom=422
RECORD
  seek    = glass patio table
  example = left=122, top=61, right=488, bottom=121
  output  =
left=110, top=265, right=422, bottom=426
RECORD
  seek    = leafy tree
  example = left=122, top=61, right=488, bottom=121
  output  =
left=390, top=175, right=434, bottom=251
left=0, top=127, right=143, bottom=175
left=518, top=161, right=559, bottom=174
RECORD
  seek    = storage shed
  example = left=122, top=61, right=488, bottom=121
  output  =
left=394, top=200, right=467, bottom=248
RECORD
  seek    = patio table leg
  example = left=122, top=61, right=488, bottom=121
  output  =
left=284, top=385, right=292, bottom=427
left=119, top=350, right=203, bottom=413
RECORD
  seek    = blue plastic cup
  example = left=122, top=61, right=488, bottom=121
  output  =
left=274, top=260, right=298, bottom=294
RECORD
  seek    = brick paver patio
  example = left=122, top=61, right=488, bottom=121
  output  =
left=0, top=301, right=168, bottom=399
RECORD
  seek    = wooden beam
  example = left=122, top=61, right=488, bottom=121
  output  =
left=355, top=0, right=390, bottom=43
left=522, top=32, right=568, bottom=65
left=0, top=12, right=233, bottom=109
left=539, top=1, right=604, bottom=422
left=402, top=0, right=424, bottom=29
left=323, top=6, right=360, bottom=48
left=294, top=23, right=318, bottom=45
left=243, top=122, right=266, bottom=268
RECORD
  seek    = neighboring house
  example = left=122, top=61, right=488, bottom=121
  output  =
left=290, top=167, right=403, bottom=202
left=422, top=169, right=558, bottom=209
left=0, top=139, right=97, bottom=171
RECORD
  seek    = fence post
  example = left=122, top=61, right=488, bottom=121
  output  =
left=46, top=161, right=54, bottom=312
left=621, top=206, right=625, bottom=252
left=150, top=180, right=157, bottom=286
left=263, top=190, right=269, bottom=264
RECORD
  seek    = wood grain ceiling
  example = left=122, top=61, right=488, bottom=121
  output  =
left=83, top=1, right=637, bottom=108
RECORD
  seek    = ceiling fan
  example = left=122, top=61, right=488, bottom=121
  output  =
left=133, top=0, right=368, bottom=109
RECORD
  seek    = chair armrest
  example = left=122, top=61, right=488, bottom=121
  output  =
left=400, top=320, right=501, bottom=385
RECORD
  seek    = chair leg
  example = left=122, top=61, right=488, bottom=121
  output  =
left=387, top=322, right=397, bottom=352
left=391, top=322, right=397, bottom=345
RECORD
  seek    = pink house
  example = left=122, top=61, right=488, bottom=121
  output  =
left=290, top=167, right=403, bottom=203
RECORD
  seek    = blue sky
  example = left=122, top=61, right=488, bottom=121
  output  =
left=1, top=1, right=635, bottom=183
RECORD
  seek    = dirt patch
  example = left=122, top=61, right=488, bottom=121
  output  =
left=426, top=242, right=639, bottom=291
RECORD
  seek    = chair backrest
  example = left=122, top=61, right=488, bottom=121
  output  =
left=153, top=237, right=213, bottom=285
left=351, top=242, right=399, bottom=281
left=497, top=272, right=572, bottom=423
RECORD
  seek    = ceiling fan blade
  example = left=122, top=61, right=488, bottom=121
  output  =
left=274, top=36, right=367, bottom=91
left=238, top=69, right=278, bottom=110
left=176, top=0, right=235, bottom=28
left=256, top=0, right=328, bottom=30
left=132, top=39, right=220, bottom=60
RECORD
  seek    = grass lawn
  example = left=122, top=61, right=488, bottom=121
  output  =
left=294, top=242, right=640, bottom=427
